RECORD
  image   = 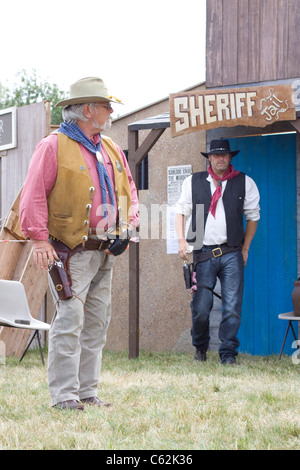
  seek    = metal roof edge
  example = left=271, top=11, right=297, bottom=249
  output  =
left=112, top=82, right=206, bottom=122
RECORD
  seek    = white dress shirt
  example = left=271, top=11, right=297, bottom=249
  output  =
left=175, top=173, right=260, bottom=246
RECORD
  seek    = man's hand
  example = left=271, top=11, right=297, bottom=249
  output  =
left=178, top=239, right=191, bottom=261
left=31, top=239, right=59, bottom=269
left=175, top=213, right=191, bottom=261
left=242, top=247, right=249, bottom=267
left=105, top=229, right=132, bottom=257
left=242, top=220, right=258, bottom=267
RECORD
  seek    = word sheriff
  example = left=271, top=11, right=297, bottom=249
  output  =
left=174, top=91, right=256, bottom=131
left=170, top=84, right=295, bottom=137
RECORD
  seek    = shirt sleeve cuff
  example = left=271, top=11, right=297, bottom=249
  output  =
left=22, top=227, right=49, bottom=240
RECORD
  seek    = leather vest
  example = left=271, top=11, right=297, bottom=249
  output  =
left=188, top=171, right=245, bottom=248
left=47, top=133, right=132, bottom=249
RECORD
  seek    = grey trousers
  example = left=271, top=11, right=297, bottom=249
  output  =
left=47, top=249, right=114, bottom=406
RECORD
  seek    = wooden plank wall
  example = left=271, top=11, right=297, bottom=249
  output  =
left=0, top=101, right=50, bottom=356
left=206, top=0, right=300, bottom=87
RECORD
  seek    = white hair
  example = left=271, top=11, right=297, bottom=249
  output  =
left=62, top=103, right=97, bottom=123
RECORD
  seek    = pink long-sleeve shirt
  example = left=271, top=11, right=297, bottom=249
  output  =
left=19, top=133, right=139, bottom=241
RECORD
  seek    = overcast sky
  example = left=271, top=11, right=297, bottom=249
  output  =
left=2, top=0, right=206, bottom=116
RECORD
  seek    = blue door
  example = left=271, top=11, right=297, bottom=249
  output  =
left=229, top=134, right=297, bottom=355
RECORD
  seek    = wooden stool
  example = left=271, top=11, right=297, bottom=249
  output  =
left=278, top=312, right=300, bottom=360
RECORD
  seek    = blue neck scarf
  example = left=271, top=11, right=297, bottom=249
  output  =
left=58, top=121, right=115, bottom=219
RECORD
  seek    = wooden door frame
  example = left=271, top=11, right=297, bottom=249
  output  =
left=207, top=119, right=300, bottom=347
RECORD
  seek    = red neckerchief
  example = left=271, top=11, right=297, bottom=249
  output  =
left=207, top=164, right=240, bottom=217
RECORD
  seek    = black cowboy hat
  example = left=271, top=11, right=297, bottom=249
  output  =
left=201, top=139, right=240, bottom=158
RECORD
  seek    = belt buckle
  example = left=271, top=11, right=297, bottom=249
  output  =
left=212, top=247, right=222, bottom=257
left=98, top=241, right=103, bottom=251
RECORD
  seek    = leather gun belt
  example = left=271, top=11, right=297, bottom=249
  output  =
left=49, top=238, right=111, bottom=256
left=193, top=244, right=241, bottom=264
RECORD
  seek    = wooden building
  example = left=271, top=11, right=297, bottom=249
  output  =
left=200, top=0, right=300, bottom=355
left=114, top=0, right=300, bottom=357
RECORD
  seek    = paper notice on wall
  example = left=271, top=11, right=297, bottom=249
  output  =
left=167, top=165, right=192, bottom=204
left=167, top=165, right=192, bottom=254
left=166, top=206, right=178, bottom=254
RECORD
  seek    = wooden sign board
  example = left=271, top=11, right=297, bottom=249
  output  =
left=0, top=107, right=17, bottom=151
left=170, top=85, right=296, bottom=137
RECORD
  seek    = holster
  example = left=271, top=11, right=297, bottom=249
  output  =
left=48, top=237, right=112, bottom=300
left=48, top=250, right=73, bottom=300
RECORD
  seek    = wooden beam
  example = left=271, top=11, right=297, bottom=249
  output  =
left=130, top=128, right=166, bottom=167
left=128, top=129, right=139, bottom=358
left=128, top=239, right=139, bottom=359
left=128, top=129, right=139, bottom=178
left=290, top=119, right=300, bottom=133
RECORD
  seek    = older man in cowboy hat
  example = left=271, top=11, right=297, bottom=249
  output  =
left=20, top=77, right=139, bottom=410
left=175, top=139, right=260, bottom=364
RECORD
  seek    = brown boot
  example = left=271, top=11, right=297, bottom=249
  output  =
left=81, top=396, right=112, bottom=407
left=54, top=400, right=84, bottom=411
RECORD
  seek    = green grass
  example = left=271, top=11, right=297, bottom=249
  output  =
left=0, top=349, right=300, bottom=450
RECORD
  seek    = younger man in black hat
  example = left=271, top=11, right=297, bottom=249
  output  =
left=175, top=140, right=260, bottom=364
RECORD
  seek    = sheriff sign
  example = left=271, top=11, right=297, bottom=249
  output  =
left=169, top=84, right=296, bottom=137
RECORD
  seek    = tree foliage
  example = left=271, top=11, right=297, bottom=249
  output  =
left=0, top=69, right=68, bottom=125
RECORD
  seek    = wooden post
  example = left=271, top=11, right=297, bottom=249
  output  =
left=128, top=129, right=140, bottom=358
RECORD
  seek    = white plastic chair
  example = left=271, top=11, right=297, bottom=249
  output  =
left=0, top=280, right=50, bottom=365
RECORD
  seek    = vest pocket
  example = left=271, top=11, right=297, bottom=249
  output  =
left=51, top=214, right=73, bottom=230
left=52, top=213, right=72, bottom=218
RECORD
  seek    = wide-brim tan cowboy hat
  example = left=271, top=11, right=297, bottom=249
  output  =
left=55, top=77, right=123, bottom=107
left=201, top=139, right=240, bottom=158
